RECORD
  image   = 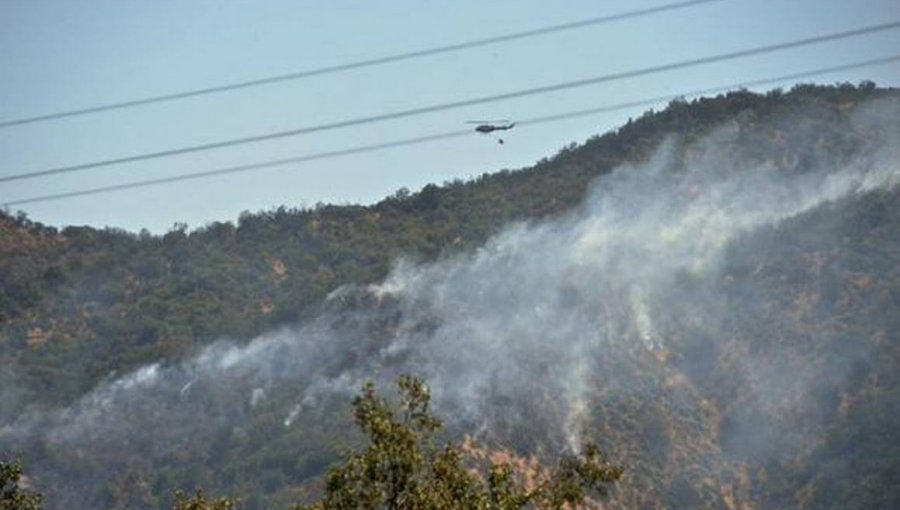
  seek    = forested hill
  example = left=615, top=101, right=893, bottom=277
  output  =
left=2, top=82, right=900, bottom=509
left=1, top=83, right=890, bottom=407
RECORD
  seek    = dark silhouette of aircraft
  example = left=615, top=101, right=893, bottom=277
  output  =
left=467, top=120, right=516, bottom=144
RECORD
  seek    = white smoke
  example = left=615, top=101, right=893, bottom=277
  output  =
left=2, top=96, right=898, bottom=507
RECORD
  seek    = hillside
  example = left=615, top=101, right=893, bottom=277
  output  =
left=2, top=83, right=899, bottom=509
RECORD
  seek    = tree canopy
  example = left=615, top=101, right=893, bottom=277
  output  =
left=296, top=375, right=622, bottom=510
left=0, top=458, right=42, bottom=510
left=3, top=376, right=622, bottom=510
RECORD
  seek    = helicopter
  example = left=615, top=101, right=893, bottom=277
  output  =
left=467, top=120, right=516, bottom=144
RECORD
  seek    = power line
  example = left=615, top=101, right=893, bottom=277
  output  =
left=4, top=131, right=471, bottom=207
left=6, top=54, right=897, bottom=207
left=3, top=19, right=898, bottom=186
left=519, top=54, right=900, bottom=125
left=0, top=0, right=727, bottom=129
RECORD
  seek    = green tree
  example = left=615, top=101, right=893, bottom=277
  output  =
left=0, top=457, right=42, bottom=510
left=171, top=489, right=241, bottom=510
left=296, top=375, right=622, bottom=510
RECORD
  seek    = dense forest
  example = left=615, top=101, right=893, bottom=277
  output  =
left=2, top=82, right=899, bottom=509
left=2, top=375, right=624, bottom=510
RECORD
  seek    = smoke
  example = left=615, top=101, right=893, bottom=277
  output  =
left=2, top=97, right=899, bottom=508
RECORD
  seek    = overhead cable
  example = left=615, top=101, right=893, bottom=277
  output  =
left=0, top=0, right=727, bottom=129
left=3, top=19, right=898, bottom=185
left=5, top=53, right=897, bottom=207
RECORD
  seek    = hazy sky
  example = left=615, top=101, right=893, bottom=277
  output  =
left=2, top=0, right=898, bottom=233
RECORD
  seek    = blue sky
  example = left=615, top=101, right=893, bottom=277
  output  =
left=1, top=0, right=899, bottom=233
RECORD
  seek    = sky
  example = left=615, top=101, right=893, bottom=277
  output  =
left=1, top=0, right=899, bottom=233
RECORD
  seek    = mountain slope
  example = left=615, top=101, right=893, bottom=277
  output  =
left=1, top=83, right=899, bottom=509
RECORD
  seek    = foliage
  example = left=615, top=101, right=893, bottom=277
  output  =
left=2, top=83, right=891, bottom=409
left=171, top=490, right=240, bottom=510
left=1, top=82, right=897, bottom=508
left=296, top=375, right=622, bottom=510
left=0, top=457, right=42, bottom=510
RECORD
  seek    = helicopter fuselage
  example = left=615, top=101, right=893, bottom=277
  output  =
left=474, top=123, right=514, bottom=133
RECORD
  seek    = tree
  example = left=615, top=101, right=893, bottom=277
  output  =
left=0, top=457, right=42, bottom=510
left=295, top=375, right=622, bottom=510
left=171, top=490, right=241, bottom=510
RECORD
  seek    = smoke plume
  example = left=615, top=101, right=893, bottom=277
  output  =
left=3, top=97, right=899, bottom=508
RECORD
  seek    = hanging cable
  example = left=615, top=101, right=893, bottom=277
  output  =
left=0, top=0, right=727, bottom=129
left=3, top=19, right=898, bottom=185
left=5, top=54, right=897, bottom=207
